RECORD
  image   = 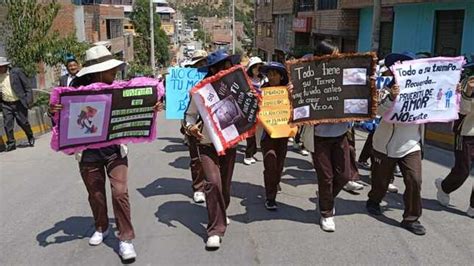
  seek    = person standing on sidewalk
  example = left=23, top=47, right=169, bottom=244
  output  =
left=301, top=40, right=351, bottom=232
left=182, top=50, right=208, bottom=203
left=243, top=57, right=265, bottom=165
left=435, top=66, right=474, bottom=218
left=0, top=57, right=35, bottom=152
left=49, top=46, right=164, bottom=260
left=258, top=62, right=290, bottom=210
left=184, top=50, right=241, bottom=250
left=366, top=52, right=428, bottom=235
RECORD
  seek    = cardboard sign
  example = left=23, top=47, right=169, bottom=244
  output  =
left=165, top=67, right=206, bottom=119
left=259, top=86, right=297, bottom=138
left=191, top=66, right=260, bottom=155
left=50, top=77, right=163, bottom=153
left=287, top=53, right=377, bottom=126
left=384, top=56, right=464, bottom=124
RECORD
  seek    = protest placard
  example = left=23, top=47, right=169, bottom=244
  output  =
left=384, top=56, right=464, bottom=124
left=287, top=53, right=377, bottom=126
left=165, top=67, right=206, bottom=119
left=50, top=77, right=163, bottom=154
left=259, top=86, right=297, bottom=138
left=191, top=66, right=260, bottom=155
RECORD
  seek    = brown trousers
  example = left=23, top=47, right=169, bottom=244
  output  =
left=347, top=129, right=360, bottom=181
left=198, top=145, right=237, bottom=237
left=188, top=136, right=205, bottom=192
left=261, top=137, right=288, bottom=200
left=368, top=150, right=422, bottom=222
left=79, top=155, right=135, bottom=240
left=442, top=135, right=474, bottom=207
left=359, top=131, right=374, bottom=163
left=245, top=136, right=257, bottom=159
left=312, top=135, right=351, bottom=218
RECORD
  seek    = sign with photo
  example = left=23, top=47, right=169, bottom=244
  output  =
left=50, top=77, right=163, bottom=154
left=191, top=66, right=260, bottom=155
left=259, top=86, right=297, bottom=138
left=384, top=56, right=464, bottom=124
left=287, top=53, right=378, bottom=126
left=166, top=67, right=206, bottom=119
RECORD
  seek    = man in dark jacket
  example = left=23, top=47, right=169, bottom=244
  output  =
left=0, top=57, right=35, bottom=151
left=59, top=58, right=80, bottom=87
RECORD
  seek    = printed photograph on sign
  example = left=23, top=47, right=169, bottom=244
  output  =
left=68, top=102, right=107, bottom=139
left=343, top=68, right=367, bottom=85
left=211, top=95, right=244, bottom=130
left=344, top=99, right=368, bottom=114
left=293, top=105, right=310, bottom=120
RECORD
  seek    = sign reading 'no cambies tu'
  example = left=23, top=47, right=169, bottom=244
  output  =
left=287, top=53, right=378, bottom=126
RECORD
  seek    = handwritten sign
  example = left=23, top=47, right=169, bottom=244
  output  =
left=191, top=66, right=260, bottom=155
left=376, top=76, right=393, bottom=90
left=384, top=56, right=464, bottom=124
left=259, top=86, right=297, bottom=138
left=287, top=53, right=377, bottom=125
left=165, top=67, right=206, bottom=119
left=50, top=78, right=163, bottom=154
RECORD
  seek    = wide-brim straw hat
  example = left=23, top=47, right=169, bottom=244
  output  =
left=185, top=50, right=208, bottom=67
left=76, top=45, right=125, bottom=77
left=0, top=57, right=11, bottom=66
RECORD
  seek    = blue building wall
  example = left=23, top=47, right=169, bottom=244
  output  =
left=357, top=1, right=474, bottom=56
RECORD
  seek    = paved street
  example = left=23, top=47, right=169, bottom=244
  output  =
left=1, top=113, right=473, bottom=265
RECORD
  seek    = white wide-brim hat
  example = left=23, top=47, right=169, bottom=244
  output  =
left=185, top=50, right=208, bottom=67
left=0, top=57, right=11, bottom=66
left=246, top=56, right=264, bottom=71
left=76, top=45, right=125, bottom=77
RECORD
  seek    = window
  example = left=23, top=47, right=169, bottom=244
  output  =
left=257, top=23, right=263, bottom=36
left=266, top=23, right=273, bottom=38
left=434, top=10, right=464, bottom=56
left=264, top=0, right=271, bottom=6
left=298, top=0, right=315, bottom=12
left=106, top=19, right=123, bottom=39
left=317, top=0, right=337, bottom=10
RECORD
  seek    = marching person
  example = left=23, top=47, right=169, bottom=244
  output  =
left=365, top=51, right=429, bottom=235
left=0, top=56, right=35, bottom=152
left=344, top=127, right=365, bottom=192
left=182, top=49, right=208, bottom=203
left=49, top=45, right=164, bottom=260
left=184, top=50, right=241, bottom=249
left=435, top=64, right=474, bottom=218
left=301, top=40, right=352, bottom=232
left=243, top=56, right=265, bottom=165
left=59, top=57, right=80, bottom=87
left=259, top=62, right=290, bottom=210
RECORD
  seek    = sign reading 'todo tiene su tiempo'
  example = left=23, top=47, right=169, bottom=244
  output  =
left=287, top=53, right=377, bottom=125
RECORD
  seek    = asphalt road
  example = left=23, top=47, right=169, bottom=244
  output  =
left=1, top=113, right=473, bottom=265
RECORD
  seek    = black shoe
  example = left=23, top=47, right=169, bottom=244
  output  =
left=366, top=199, right=382, bottom=215
left=265, top=199, right=278, bottom=210
left=5, top=143, right=16, bottom=152
left=28, top=137, right=35, bottom=147
left=401, top=220, right=426, bottom=236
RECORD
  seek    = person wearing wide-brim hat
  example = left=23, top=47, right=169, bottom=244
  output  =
left=0, top=56, right=35, bottom=152
left=49, top=45, right=163, bottom=260
left=366, top=50, right=431, bottom=235
left=243, top=56, right=266, bottom=166
left=184, top=50, right=208, bottom=68
left=184, top=49, right=241, bottom=250
left=257, top=61, right=291, bottom=210
left=435, top=60, right=474, bottom=218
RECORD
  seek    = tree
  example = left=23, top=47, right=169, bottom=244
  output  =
left=130, top=0, right=170, bottom=70
left=3, top=0, right=89, bottom=76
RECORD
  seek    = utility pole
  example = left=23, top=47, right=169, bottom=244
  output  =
left=150, top=0, right=156, bottom=75
left=232, top=0, right=236, bottom=54
left=370, top=0, right=381, bottom=54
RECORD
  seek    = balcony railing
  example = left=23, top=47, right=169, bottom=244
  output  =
left=297, top=0, right=315, bottom=12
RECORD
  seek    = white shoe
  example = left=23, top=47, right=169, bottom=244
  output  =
left=300, top=149, right=309, bottom=156
left=320, top=217, right=335, bottom=232
left=88, top=230, right=109, bottom=246
left=206, top=235, right=221, bottom=249
left=344, top=181, right=364, bottom=191
left=251, top=158, right=257, bottom=164
left=193, top=191, right=205, bottom=203
left=243, top=158, right=253, bottom=165
left=387, top=183, right=399, bottom=193
left=288, top=137, right=294, bottom=143
left=467, top=207, right=474, bottom=218
left=226, top=217, right=230, bottom=225
left=435, top=178, right=450, bottom=206
left=119, top=240, right=137, bottom=260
